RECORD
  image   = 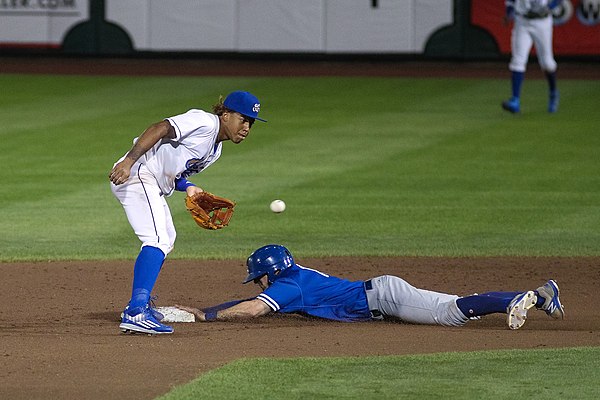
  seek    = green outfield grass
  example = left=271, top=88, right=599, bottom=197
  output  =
left=1, top=74, right=599, bottom=261
left=157, top=347, right=600, bottom=400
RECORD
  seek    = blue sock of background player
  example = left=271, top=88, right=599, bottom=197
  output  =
left=511, top=71, right=524, bottom=101
left=456, top=291, right=544, bottom=318
left=545, top=71, right=559, bottom=112
left=545, top=71, right=557, bottom=94
left=502, top=71, right=524, bottom=113
left=128, top=246, right=165, bottom=310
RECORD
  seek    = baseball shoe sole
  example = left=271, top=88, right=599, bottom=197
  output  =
left=119, top=323, right=173, bottom=335
left=506, top=291, right=537, bottom=330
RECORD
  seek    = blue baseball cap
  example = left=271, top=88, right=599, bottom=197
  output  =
left=223, top=91, right=267, bottom=122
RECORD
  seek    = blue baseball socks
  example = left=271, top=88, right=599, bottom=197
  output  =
left=502, top=70, right=524, bottom=113
left=511, top=71, right=524, bottom=99
left=128, top=245, right=166, bottom=309
left=456, top=291, right=544, bottom=318
left=546, top=71, right=559, bottom=113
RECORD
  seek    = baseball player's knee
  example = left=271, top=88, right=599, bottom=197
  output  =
left=437, top=301, right=469, bottom=327
left=509, top=61, right=527, bottom=73
left=540, top=60, right=557, bottom=73
left=141, top=241, right=172, bottom=256
left=159, top=243, right=174, bottom=256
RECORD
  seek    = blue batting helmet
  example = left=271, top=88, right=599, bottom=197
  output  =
left=243, top=244, right=294, bottom=284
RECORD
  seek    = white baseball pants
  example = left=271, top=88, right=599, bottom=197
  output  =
left=111, top=163, right=176, bottom=256
left=509, top=15, right=557, bottom=73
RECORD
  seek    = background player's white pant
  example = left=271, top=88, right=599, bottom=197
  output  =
left=509, top=15, right=557, bottom=73
left=111, top=163, right=176, bottom=256
left=366, top=275, right=468, bottom=327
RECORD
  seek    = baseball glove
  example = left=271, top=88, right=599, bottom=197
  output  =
left=185, top=191, right=235, bottom=230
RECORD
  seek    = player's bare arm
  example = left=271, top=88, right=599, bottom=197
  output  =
left=109, top=121, right=176, bottom=185
left=176, top=299, right=271, bottom=322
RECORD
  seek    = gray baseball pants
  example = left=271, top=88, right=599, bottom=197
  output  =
left=365, top=275, right=468, bottom=327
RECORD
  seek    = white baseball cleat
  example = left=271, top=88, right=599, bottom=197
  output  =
left=506, top=291, right=537, bottom=330
left=536, top=280, right=565, bottom=320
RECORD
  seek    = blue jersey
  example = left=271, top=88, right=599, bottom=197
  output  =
left=256, top=264, right=371, bottom=322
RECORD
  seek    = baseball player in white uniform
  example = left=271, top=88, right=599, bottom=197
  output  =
left=109, top=91, right=266, bottom=335
left=502, top=0, right=562, bottom=114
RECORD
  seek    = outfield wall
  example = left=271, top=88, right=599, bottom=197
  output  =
left=1, top=0, right=599, bottom=58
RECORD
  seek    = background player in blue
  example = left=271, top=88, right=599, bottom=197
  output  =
left=502, top=0, right=563, bottom=114
left=109, top=91, right=266, bottom=335
left=176, top=245, right=565, bottom=330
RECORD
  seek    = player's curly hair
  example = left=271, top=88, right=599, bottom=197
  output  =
left=212, top=96, right=231, bottom=116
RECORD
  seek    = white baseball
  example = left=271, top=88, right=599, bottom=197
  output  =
left=270, top=199, right=286, bottom=213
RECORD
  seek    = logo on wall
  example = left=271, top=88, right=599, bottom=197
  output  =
left=0, top=0, right=81, bottom=16
left=576, top=0, right=600, bottom=25
left=553, top=0, right=574, bottom=26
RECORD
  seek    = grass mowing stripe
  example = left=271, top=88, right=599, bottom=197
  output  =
left=1, top=75, right=599, bottom=260
left=157, top=347, right=600, bottom=400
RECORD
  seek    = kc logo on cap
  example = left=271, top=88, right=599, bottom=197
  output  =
left=223, top=91, right=267, bottom=122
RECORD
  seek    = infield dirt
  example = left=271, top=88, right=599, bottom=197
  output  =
left=0, top=257, right=599, bottom=399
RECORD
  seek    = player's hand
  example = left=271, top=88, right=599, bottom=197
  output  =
left=175, top=305, right=206, bottom=321
left=109, top=158, right=134, bottom=185
left=185, top=185, right=204, bottom=197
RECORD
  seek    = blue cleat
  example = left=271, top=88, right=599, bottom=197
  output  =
left=548, top=91, right=559, bottom=113
left=120, top=305, right=173, bottom=335
left=148, top=295, right=165, bottom=321
left=536, top=280, right=564, bottom=319
left=121, top=296, right=165, bottom=322
left=506, top=291, right=537, bottom=330
left=502, top=97, right=521, bottom=113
